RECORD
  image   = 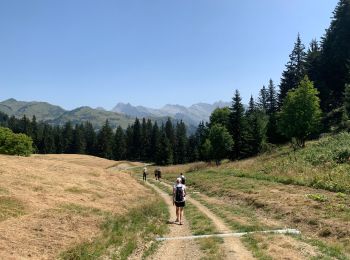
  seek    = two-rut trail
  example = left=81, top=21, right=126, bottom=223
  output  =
left=144, top=180, right=255, bottom=260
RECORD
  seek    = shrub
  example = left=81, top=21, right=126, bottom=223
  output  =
left=0, top=127, right=33, bottom=156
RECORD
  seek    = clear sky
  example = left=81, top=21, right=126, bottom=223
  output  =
left=0, top=0, right=338, bottom=110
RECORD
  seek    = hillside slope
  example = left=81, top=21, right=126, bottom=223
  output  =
left=0, top=154, right=149, bottom=259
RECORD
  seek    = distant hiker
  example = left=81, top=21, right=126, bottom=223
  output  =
left=143, top=167, right=148, bottom=181
left=173, top=177, right=186, bottom=225
left=154, top=168, right=159, bottom=180
left=179, top=173, right=186, bottom=185
left=157, top=168, right=162, bottom=181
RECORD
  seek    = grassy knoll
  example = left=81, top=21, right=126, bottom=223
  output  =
left=60, top=196, right=169, bottom=260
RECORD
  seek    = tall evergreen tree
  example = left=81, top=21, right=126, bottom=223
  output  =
left=175, top=121, right=187, bottom=164
left=150, top=122, right=161, bottom=163
left=164, top=118, right=175, bottom=162
left=279, top=34, right=307, bottom=105
left=319, top=0, right=350, bottom=110
left=258, top=85, right=268, bottom=111
left=84, top=121, right=96, bottom=156
left=125, top=125, right=134, bottom=159
left=113, top=126, right=126, bottom=160
left=71, top=124, right=86, bottom=154
left=132, top=118, right=142, bottom=160
left=62, top=121, right=74, bottom=153
left=229, top=90, right=247, bottom=159
left=96, top=120, right=114, bottom=159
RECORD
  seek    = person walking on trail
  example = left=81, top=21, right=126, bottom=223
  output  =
left=179, top=173, right=186, bottom=185
left=173, top=177, right=186, bottom=225
left=143, top=167, right=148, bottom=181
left=157, top=168, right=162, bottom=181
left=154, top=168, right=158, bottom=180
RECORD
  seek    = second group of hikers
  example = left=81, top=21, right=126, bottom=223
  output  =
left=142, top=167, right=162, bottom=181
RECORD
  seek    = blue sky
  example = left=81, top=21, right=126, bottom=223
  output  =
left=0, top=0, right=338, bottom=110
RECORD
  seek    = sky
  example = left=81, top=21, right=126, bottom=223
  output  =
left=0, top=0, right=339, bottom=110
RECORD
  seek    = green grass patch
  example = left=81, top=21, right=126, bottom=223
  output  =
left=241, top=234, right=273, bottom=260
left=306, top=193, right=328, bottom=202
left=0, top=196, right=26, bottom=221
left=60, top=197, right=168, bottom=259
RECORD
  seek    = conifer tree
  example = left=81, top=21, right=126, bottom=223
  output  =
left=62, top=121, right=74, bottom=153
left=125, top=125, right=134, bottom=159
left=157, top=130, right=173, bottom=165
left=96, top=120, right=114, bottom=159
left=344, top=84, right=350, bottom=118
left=150, top=122, right=161, bottom=163
left=319, top=0, right=350, bottom=110
left=258, top=86, right=268, bottom=111
left=84, top=121, right=96, bottom=155
left=229, top=90, right=248, bottom=159
left=164, top=118, right=175, bottom=162
left=113, top=126, right=126, bottom=160
left=71, top=124, right=86, bottom=154
left=175, top=121, right=187, bottom=164
left=132, top=118, right=142, bottom=160
left=279, top=34, right=307, bottom=106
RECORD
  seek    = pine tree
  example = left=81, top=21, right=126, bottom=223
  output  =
left=150, top=122, right=161, bottom=163
left=113, top=126, right=126, bottom=160
left=175, top=121, right=187, bottom=164
left=258, top=86, right=268, bottom=111
left=164, top=118, right=175, bottom=163
left=345, top=84, right=350, bottom=118
left=157, top=130, right=173, bottom=165
left=62, top=121, right=74, bottom=153
left=53, top=125, right=64, bottom=153
left=71, top=124, right=86, bottom=154
left=96, top=120, right=114, bottom=159
left=279, top=34, right=307, bottom=105
left=229, top=90, right=247, bottom=159
left=84, top=122, right=97, bottom=155
left=40, top=124, right=56, bottom=153
left=319, top=0, right=350, bottom=110
left=125, top=125, right=134, bottom=159
left=132, top=118, right=142, bottom=160
left=187, top=134, right=199, bottom=162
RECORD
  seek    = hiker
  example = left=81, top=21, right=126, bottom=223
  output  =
left=143, top=167, right=148, bottom=181
left=173, top=177, right=186, bottom=225
left=154, top=168, right=158, bottom=180
left=179, top=173, right=186, bottom=185
left=157, top=167, right=162, bottom=181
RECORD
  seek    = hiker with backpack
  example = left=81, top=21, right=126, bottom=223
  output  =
left=154, top=168, right=159, bottom=180
left=143, top=167, right=148, bottom=181
left=173, top=177, right=186, bottom=225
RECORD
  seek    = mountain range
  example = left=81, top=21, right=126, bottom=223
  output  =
left=0, top=98, right=231, bottom=131
left=112, top=101, right=231, bottom=126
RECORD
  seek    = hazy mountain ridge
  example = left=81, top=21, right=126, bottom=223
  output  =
left=0, top=99, right=135, bottom=130
left=112, top=101, right=231, bottom=125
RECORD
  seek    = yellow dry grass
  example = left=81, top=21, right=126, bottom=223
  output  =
left=0, top=154, right=148, bottom=260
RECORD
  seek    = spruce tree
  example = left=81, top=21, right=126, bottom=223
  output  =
left=319, top=0, right=350, bottom=110
left=71, top=124, right=86, bottom=154
left=84, top=121, right=96, bottom=155
left=258, top=85, right=268, bottom=111
left=62, top=121, right=74, bottom=153
left=175, top=121, right=187, bottom=164
left=113, top=126, right=126, bottom=160
left=125, top=125, right=134, bottom=159
left=345, top=84, right=350, bottom=118
left=229, top=90, right=247, bottom=159
left=132, top=118, right=142, bottom=160
left=150, top=122, right=161, bottom=163
left=279, top=34, right=307, bottom=105
left=96, top=120, right=114, bottom=159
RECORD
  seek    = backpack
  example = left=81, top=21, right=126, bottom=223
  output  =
left=175, top=185, right=184, bottom=202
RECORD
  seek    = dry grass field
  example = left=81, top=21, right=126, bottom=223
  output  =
left=0, top=154, right=149, bottom=259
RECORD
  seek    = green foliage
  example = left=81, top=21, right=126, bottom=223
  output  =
left=278, top=76, right=322, bottom=147
left=208, top=124, right=233, bottom=164
left=344, top=84, right=350, bottom=118
left=0, top=127, right=33, bottom=156
left=200, top=139, right=213, bottom=162
left=209, top=107, right=230, bottom=129
left=306, top=193, right=328, bottom=202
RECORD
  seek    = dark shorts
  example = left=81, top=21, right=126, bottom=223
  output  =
left=175, top=201, right=185, bottom=207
